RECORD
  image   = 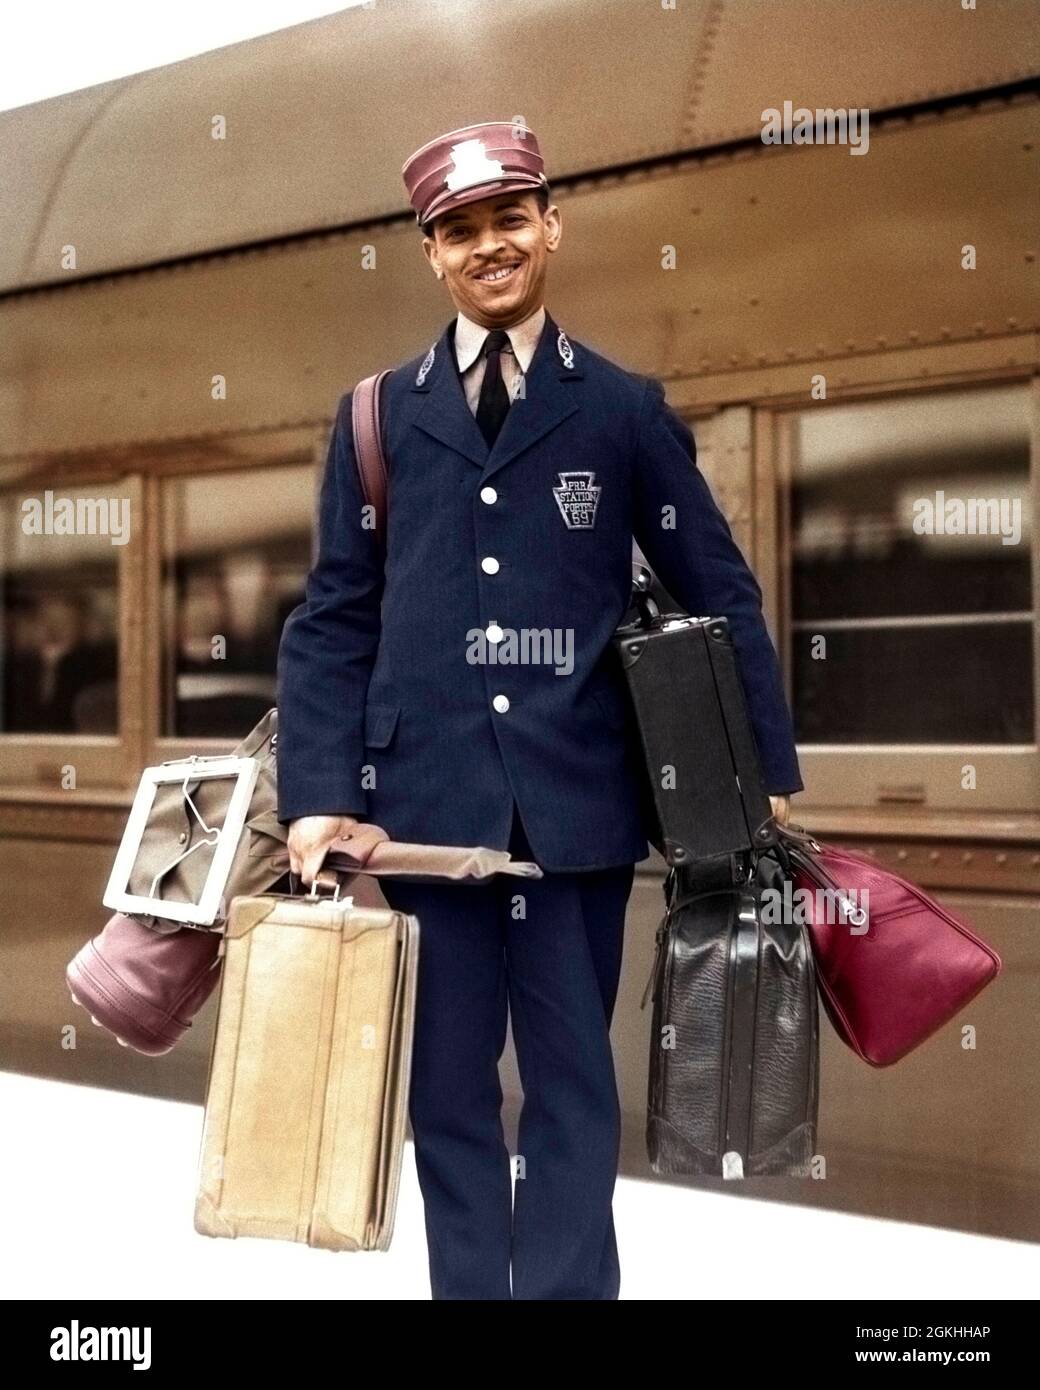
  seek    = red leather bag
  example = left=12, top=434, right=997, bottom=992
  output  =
left=775, top=824, right=1002, bottom=1067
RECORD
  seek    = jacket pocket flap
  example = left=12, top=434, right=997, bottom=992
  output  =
left=364, top=702, right=401, bottom=748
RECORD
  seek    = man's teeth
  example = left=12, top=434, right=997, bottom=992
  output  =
left=477, top=264, right=518, bottom=282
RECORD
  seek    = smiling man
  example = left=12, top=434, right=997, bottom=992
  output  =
left=276, top=120, right=802, bottom=1301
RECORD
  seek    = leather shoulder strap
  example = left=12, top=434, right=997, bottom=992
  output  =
left=350, top=370, right=391, bottom=546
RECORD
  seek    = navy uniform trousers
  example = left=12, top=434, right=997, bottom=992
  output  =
left=379, top=800, right=635, bottom=1301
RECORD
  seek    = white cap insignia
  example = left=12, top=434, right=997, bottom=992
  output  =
left=446, top=139, right=505, bottom=192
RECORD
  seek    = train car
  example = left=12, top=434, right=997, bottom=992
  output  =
left=1, top=0, right=1038, bottom=1243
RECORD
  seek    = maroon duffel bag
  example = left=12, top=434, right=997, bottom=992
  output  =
left=67, top=912, right=222, bottom=1056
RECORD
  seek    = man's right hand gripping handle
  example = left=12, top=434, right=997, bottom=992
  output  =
left=287, top=815, right=362, bottom=887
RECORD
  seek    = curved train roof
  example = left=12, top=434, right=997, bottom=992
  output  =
left=3, top=0, right=1038, bottom=293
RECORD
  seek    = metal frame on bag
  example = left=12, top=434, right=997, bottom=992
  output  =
left=103, top=755, right=261, bottom=926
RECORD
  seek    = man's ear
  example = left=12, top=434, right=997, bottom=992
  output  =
left=543, top=204, right=562, bottom=253
left=421, top=236, right=443, bottom=279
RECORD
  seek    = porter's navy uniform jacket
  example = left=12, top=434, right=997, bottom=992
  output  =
left=276, top=311, right=803, bottom=871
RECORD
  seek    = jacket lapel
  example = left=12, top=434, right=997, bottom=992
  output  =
left=410, top=311, right=583, bottom=479
left=409, top=317, right=489, bottom=467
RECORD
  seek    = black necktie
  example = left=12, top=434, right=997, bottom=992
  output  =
left=475, top=329, right=512, bottom=448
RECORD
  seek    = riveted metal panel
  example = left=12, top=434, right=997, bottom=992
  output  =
left=1, top=100, right=1035, bottom=458
left=0, top=0, right=704, bottom=291
left=1, top=0, right=1037, bottom=291
left=559, top=100, right=1040, bottom=393
left=687, top=0, right=1040, bottom=148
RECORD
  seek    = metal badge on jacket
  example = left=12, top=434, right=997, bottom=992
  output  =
left=552, top=470, right=601, bottom=529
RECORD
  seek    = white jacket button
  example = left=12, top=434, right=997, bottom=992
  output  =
left=481, top=556, right=500, bottom=574
left=492, top=694, right=510, bottom=713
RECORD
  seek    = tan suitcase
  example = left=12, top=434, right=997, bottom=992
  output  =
left=194, top=885, right=419, bottom=1251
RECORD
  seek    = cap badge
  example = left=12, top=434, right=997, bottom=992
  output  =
left=445, top=139, right=505, bottom=193
left=552, top=470, right=601, bottom=530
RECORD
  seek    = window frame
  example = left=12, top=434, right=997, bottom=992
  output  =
left=755, top=370, right=1040, bottom=815
left=0, top=467, right=143, bottom=792
left=0, top=423, right=325, bottom=801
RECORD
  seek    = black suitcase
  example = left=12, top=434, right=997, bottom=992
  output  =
left=641, top=851, right=819, bottom=1178
left=613, top=571, right=777, bottom=867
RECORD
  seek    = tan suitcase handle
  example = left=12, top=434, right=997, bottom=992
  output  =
left=284, top=868, right=347, bottom=899
left=308, top=868, right=348, bottom=900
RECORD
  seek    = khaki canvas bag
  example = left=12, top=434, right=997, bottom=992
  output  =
left=105, top=707, right=285, bottom=932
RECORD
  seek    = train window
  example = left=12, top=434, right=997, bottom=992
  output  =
left=788, top=383, right=1033, bottom=746
left=160, top=462, right=318, bottom=739
left=1, top=482, right=123, bottom=734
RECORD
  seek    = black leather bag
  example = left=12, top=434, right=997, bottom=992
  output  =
left=641, top=850, right=819, bottom=1178
left=613, top=570, right=777, bottom=867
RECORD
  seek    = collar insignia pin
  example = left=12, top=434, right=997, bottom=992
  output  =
left=557, top=330, right=575, bottom=370
left=415, top=342, right=436, bottom=387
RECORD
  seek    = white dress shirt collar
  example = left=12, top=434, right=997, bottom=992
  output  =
left=453, top=304, right=546, bottom=375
